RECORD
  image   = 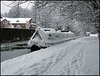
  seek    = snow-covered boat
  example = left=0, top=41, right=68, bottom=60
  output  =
left=28, top=27, right=76, bottom=51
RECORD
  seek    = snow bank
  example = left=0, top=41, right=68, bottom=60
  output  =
left=1, top=36, right=99, bottom=75
left=80, top=35, right=99, bottom=75
left=90, top=34, right=98, bottom=37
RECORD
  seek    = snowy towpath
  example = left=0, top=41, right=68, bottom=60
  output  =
left=1, top=34, right=99, bottom=75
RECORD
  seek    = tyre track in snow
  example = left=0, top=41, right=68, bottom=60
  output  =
left=44, top=40, right=86, bottom=75
left=1, top=37, right=87, bottom=75
left=17, top=38, right=87, bottom=75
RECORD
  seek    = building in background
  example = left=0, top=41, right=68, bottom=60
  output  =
left=0, top=17, right=36, bottom=29
left=0, top=17, right=14, bottom=28
left=29, top=18, right=36, bottom=29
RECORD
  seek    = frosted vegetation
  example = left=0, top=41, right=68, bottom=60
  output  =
left=2, top=1, right=99, bottom=34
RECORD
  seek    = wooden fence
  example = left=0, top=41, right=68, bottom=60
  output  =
left=0, top=28, right=35, bottom=43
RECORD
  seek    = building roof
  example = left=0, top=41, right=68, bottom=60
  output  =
left=1, top=17, right=31, bottom=24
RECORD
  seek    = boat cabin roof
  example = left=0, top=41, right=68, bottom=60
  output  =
left=40, top=28, right=56, bottom=33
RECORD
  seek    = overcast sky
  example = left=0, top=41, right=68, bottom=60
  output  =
left=1, top=1, right=34, bottom=14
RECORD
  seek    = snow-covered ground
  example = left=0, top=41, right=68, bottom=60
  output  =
left=1, top=34, right=99, bottom=75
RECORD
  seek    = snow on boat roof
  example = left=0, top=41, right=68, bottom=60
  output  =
left=39, top=28, right=74, bottom=34
left=67, top=31, right=74, bottom=33
left=40, top=28, right=56, bottom=33
left=1, top=17, right=31, bottom=24
left=40, top=28, right=55, bottom=30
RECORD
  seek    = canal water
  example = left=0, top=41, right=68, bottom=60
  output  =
left=1, top=49, right=31, bottom=62
left=1, top=40, right=31, bottom=62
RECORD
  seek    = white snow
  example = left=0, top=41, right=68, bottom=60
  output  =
left=90, top=33, right=98, bottom=37
left=3, top=17, right=31, bottom=24
left=1, top=34, right=99, bottom=75
left=40, top=28, right=56, bottom=32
